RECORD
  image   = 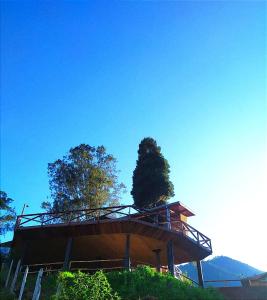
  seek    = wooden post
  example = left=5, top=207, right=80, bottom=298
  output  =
left=124, top=234, right=131, bottom=270
left=5, top=259, right=13, bottom=288
left=196, top=260, right=204, bottom=288
left=18, top=266, right=29, bottom=300
left=167, top=240, right=174, bottom=276
left=166, top=206, right=171, bottom=230
left=32, top=268, right=44, bottom=300
left=63, top=237, right=73, bottom=270
left=10, top=259, right=21, bottom=293
left=152, top=249, right=161, bottom=272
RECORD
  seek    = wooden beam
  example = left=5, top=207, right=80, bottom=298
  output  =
left=63, top=237, right=73, bottom=270
left=152, top=249, right=161, bottom=272
left=124, top=234, right=131, bottom=271
left=196, top=260, right=204, bottom=287
left=167, top=240, right=174, bottom=275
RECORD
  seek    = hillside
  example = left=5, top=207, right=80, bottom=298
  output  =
left=179, top=256, right=264, bottom=287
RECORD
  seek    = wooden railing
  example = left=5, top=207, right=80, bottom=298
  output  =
left=15, top=204, right=212, bottom=252
left=20, top=260, right=198, bottom=287
left=15, top=205, right=134, bottom=228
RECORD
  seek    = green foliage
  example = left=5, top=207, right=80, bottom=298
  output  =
left=107, top=266, right=224, bottom=300
left=54, top=270, right=120, bottom=300
left=131, top=138, right=174, bottom=208
left=0, top=190, right=16, bottom=235
left=42, top=144, right=125, bottom=215
left=0, top=288, right=16, bottom=300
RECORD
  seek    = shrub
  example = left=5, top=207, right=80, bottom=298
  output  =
left=54, top=270, right=120, bottom=300
left=106, top=266, right=224, bottom=300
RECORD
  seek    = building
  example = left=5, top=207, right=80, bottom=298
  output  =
left=10, top=201, right=212, bottom=286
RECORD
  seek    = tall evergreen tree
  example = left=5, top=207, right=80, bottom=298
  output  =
left=131, top=138, right=174, bottom=208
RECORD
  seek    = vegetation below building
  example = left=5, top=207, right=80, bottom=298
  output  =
left=1, top=266, right=224, bottom=300
left=105, top=266, right=223, bottom=300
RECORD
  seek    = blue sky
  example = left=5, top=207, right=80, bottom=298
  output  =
left=1, top=1, right=266, bottom=270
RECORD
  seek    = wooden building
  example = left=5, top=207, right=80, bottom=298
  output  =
left=10, top=201, right=212, bottom=286
left=241, top=273, right=267, bottom=287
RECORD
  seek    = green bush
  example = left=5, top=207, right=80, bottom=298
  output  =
left=106, top=266, right=224, bottom=300
left=54, top=270, right=120, bottom=300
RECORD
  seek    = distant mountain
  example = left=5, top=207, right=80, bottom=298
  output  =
left=179, top=256, right=264, bottom=287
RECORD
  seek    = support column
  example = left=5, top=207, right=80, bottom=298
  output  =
left=167, top=240, right=174, bottom=276
left=196, top=260, right=204, bottom=288
left=124, top=234, right=131, bottom=271
left=152, top=249, right=161, bottom=272
left=21, top=241, right=28, bottom=266
left=63, top=237, right=73, bottom=270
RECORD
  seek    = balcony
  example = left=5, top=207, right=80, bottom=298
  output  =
left=15, top=202, right=212, bottom=253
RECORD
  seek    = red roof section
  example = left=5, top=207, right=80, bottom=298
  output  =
left=144, top=201, right=195, bottom=217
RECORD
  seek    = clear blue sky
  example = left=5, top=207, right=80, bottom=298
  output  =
left=1, top=1, right=266, bottom=270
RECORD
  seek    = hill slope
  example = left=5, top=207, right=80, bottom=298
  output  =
left=179, top=256, right=264, bottom=287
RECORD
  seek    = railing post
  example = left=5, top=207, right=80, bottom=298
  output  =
left=56, top=283, right=62, bottom=298
left=181, top=221, right=185, bottom=235
left=127, top=206, right=131, bottom=219
left=1, top=262, right=5, bottom=272
left=5, top=259, right=13, bottom=288
left=154, top=214, right=159, bottom=225
left=15, top=216, right=21, bottom=229
left=10, top=259, right=21, bottom=293
left=32, top=268, right=44, bottom=300
left=166, top=206, right=171, bottom=230
left=18, top=266, right=29, bottom=300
